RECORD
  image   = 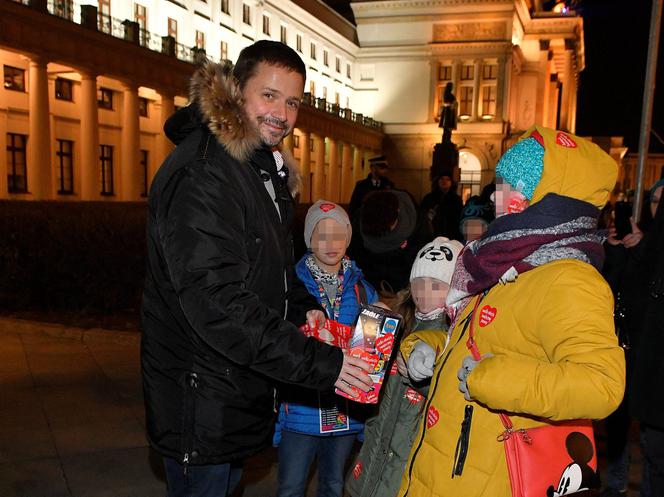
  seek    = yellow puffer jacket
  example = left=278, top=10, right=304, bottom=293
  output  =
left=397, top=126, right=626, bottom=497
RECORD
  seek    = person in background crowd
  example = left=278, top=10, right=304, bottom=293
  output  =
left=458, top=195, right=494, bottom=243
left=349, top=189, right=420, bottom=293
left=420, top=174, right=463, bottom=241
left=348, top=156, right=395, bottom=218
left=274, top=200, right=380, bottom=497
left=141, top=41, right=372, bottom=497
left=398, top=126, right=625, bottom=497
left=346, top=237, right=463, bottom=497
left=627, top=178, right=664, bottom=497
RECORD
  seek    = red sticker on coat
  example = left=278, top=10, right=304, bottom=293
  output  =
left=375, top=334, right=395, bottom=355
left=352, top=460, right=363, bottom=479
left=389, top=361, right=399, bottom=376
left=320, top=203, right=336, bottom=212
left=479, top=306, right=497, bottom=327
left=405, top=387, right=424, bottom=405
left=556, top=132, right=577, bottom=148
left=427, top=406, right=440, bottom=428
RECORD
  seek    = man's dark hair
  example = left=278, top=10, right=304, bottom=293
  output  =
left=233, top=40, right=306, bottom=89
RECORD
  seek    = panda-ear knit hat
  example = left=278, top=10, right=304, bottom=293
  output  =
left=304, top=200, right=352, bottom=248
left=410, top=237, right=464, bottom=285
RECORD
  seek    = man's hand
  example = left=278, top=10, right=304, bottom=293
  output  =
left=306, top=310, right=326, bottom=329
left=334, top=352, right=374, bottom=398
left=457, top=354, right=493, bottom=401
left=408, top=342, right=435, bottom=382
left=622, top=217, right=644, bottom=249
left=606, top=225, right=621, bottom=246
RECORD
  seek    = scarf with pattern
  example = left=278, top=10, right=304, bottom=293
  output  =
left=447, top=193, right=605, bottom=311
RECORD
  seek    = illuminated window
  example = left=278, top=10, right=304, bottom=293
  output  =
left=220, top=41, right=228, bottom=60
left=438, top=65, right=452, bottom=80
left=310, top=42, right=316, bottom=60
left=140, top=149, right=149, bottom=197
left=134, top=3, right=148, bottom=46
left=323, top=50, right=329, bottom=67
left=242, top=4, right=251, bottom=25
left=280, top=26, right=287, bottom=43
left=346, top=63, right=351, bottom=78
left=221, top=0, right=229, bottom=14
left=55, top=78, right=73, bottom=101
left=56, top=139, right=74, bottom=194
left=98, top=0, right=111, bottom=33
left=293, top=135, right=300, bottom=148
left=139, top=97, right=149, bottom=117
left=482, top=64, right=497, bottom=80
left=296, top=34, right=302, bottom=52
left=168, top=18, right=177, bottom=40
left=262, top=15, right=270, bottom=36
left=335, top=57, right=341, bottom=73
left=97, top=88, right=113, bottom=110
left=322, top=87, right=327, bottom=100
left=3, top=66, right=25, bottom=92
left=100, top=145, right=114, bottom=196
left=195, top=30, right=205, bottom=50
left=459, top=87, right=473, bottom=117
left=6, top=133, right=27, bottom=194
left=335, top=92, right=340, bottom=105
left=309, top=80, right=315, bottom=96
left=54, top=0, right=73, bottom=20
left=481, top=86, right=496, bottom=118
left=460, top=65, right=474, bottom=81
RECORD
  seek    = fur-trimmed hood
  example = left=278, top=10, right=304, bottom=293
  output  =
left=167, top=60, right=301, bottom=195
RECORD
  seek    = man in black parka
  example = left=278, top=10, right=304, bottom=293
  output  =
left=141, top=41, right=372, bottom=497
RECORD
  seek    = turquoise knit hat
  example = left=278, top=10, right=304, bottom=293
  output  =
left=494, top=136, right=545, bottom=200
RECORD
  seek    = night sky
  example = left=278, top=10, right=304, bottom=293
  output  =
left=324, top=0, right=664, bottom=153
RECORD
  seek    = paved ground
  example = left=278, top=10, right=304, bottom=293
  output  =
left=0, top=317, right=644, bottom=497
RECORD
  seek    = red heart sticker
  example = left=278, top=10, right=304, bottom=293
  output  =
left=405, top=387, right=424, bottom=405
left=427, top=406, right=440, bottom=428
left=556, top=132, right=577, bottom=148
left=352, top=460, right=362, bottom=479
left=365, top=389, right=379, bottom=404
left=375, top=334, right=395, bottom=355
left=479, top=305, right=497, bottom=327
left=389, top=361, right=399, bottom=376
left=320, top=203, right=336, bottom=212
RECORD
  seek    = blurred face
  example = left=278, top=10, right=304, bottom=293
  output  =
left=411, top=277, right=450, bottom=314
left=438, top=176, right=452, bottom=193
left=462, top=219, right=487, bottom=243
left=310, top=218, right=348, bottom=273
left=651, top=186, right=662, bottom=218
left=493, top=177, right=529, bottom=217
left=241, top=62, right=304, bottom=147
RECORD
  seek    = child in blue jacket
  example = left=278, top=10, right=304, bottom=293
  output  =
left=275, top=200, right=379, bottom=497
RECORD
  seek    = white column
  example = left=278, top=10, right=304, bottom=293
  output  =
left=156, top=91, right=175, bottom=172
left=352, top=145, right=364, bottom=184
left=495, top=55, right=507, bottom=122
left=472, top=59, right=482, bottom=121
left=559, top=49, right=574, bottom=132
left=326, top=137, right=340, bottom=202
left=340, top=142, right=353, bottom=203
left=121, top=83, right=140, bottom=200
left=299, top=130, right=311, bottom=203
left=79, top=72, right=100, bottom=200
left=28, top=57, right=52, bottom=199
left=312, top=133, right=325, bottom=202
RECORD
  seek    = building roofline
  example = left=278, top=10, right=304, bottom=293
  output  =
left=289, top=0, right=358, bottom=44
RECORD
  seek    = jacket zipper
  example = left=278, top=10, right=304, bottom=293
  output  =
left=402, top=312, right=473, bottom=497
left=182, top=372, right=199, bottom=478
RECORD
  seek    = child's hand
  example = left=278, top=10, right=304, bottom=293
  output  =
left=396, top=352, right=409, bottom=377
left=408, top=342, right=435, bottom=381
left=457, top=354, right=493, bottom=401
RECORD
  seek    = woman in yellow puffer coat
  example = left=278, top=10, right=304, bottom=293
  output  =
left=398, top=125, right=626, bottom=497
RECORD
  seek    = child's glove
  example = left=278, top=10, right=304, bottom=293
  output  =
left=408, top=342, right=436, bottom=381
left=457, top=354, right=493, bottom=401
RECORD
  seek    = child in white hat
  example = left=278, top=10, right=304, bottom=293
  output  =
left=275, top=200, right=380, bottom=497
left=346, top=236, right=463, bottom=497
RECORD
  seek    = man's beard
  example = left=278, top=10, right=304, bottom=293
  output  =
left=257, top=115, right=291, bottom=147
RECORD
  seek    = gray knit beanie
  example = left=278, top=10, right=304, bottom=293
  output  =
left=304, top=200, right=352, bottom=248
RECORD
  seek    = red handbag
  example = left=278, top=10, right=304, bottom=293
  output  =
left=465, top=295, right=600, bottom=497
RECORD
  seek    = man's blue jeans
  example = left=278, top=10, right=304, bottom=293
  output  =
left=276, top=430, right=356, bottom=497
left=163, top=457, right=243, bottom=497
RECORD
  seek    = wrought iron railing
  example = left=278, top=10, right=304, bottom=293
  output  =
left=13, top=0, right=382, bottom=130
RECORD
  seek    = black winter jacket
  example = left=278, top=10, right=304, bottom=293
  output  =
left=141, top=61, right=343, bottom=466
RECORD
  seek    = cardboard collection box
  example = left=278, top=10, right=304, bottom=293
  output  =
left=335, top=305, right=402, bottom=404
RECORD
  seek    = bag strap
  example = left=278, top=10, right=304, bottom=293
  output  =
left=465, top=293, right=514, bottom=431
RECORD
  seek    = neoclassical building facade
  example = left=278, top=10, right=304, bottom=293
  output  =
left=1, top=0, right=588, bottom=204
